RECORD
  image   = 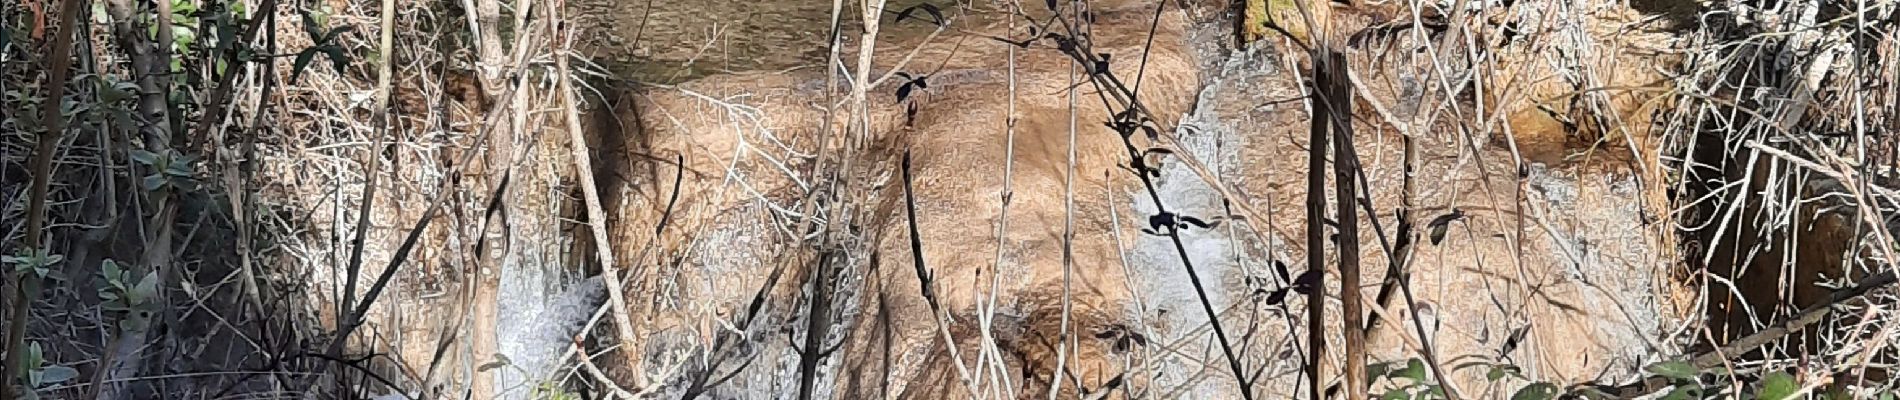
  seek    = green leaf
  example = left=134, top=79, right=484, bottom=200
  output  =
left=302, top=10, right=324, bottom=39
left=173, top=25, right=197, bottom=53
left=96, top=78, right=137, bottom=104
left=292, top=49, right=320, bottom=83
left=1488, top=364, right=1521, bottom=381
left=142, top=174, right=169, bottom=191
left=1402, top=358, right=1428, bottom=382
left=1758, top=371, right=1796, bottom=400
left=171, top=0, right=196, bottom=17
left=1659, top=385, right=1699, bottom=400
left=130, top=149, right=160, bottom=165
left=8, top=249, right=63, bottom=276
left=40, top=269, right=67, bottom=283
left=1646, top=361, right=1699, bottom=382
left=1369, top=362, right=1394, bottom=381
left=165, top=157, right=194, bottom=176
left=1381, top=389, right=1409, bottom=400
left=170, top=177, right=200, bottom=192
left=103, top=259, right=120, bottom=277
left=323, top=46, right=350, bottom=74
left=25, top=341, right=44, bottom=371
left=1511, top=382, right=1559, bottom=400
left=60, top=97, right=87, bottom=117
left=37, top=365, right=78, bottom=386
left=129, top=271, right=160, bottom=306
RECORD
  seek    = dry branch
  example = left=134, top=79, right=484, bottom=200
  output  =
left=1303, top=47, right=1333, bottom=400
left=552, top=0, right=639, bottom=359
left=1025, top=8, right=1255, bottom=398
left=337, top=0, right=397, bottom=332
left=1317, top=50, right=1369, bottom=400
left=1596, top=270, right=1899, bottom=398
left=900, top=150, right=983, bottom=396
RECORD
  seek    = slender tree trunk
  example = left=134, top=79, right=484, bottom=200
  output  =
left=2, top=0, right=85, bottom=397
left=1302, top=48, right=1332, bottom=400
left=466, top=0, right=510, bottom=396
left=1319, top=51, right=1368, bottom=400
left=99, top=0, right=178, bottom=394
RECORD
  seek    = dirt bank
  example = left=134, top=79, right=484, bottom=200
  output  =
left=588, top=0, right=1692, bottom=398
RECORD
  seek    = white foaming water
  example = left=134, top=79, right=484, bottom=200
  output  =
left=495, top=272, right=607, bottom=398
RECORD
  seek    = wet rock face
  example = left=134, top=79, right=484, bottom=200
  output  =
left=594, top=1, right=1686, bottom=398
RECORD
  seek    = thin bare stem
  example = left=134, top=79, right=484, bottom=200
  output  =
left=900, top=151, right=983, bottom=396
left=1318, top=51, right=1368, bottom=400
left=1048, top=30, right=1080, bottom=399
left=1303, top=48, right=1332, bottom=400
left=337, top=0, right=398, bottom=332
left=551, top=0, right=639, bottom=358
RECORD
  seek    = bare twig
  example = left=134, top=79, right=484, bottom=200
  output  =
left=796, top=251, right=836, bottom=400
left=337, top=0, right=398, bottom=334
left=1049, top=7, right=1083, bottom=395
left=573, top=343, right=640, bottom=400
left=899, top=150, right=983, bottom=396
left=187, top=0, right=280, bottom=150
left=321, top=11, right=544, bottom=360
left=551, top=0, right=639, bottom=357
left=1597, top=270, right=1899, bottom=398
left=1026, top=7, right=1255, bottom=398
left=974, top=7, right=1022, bottom=396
